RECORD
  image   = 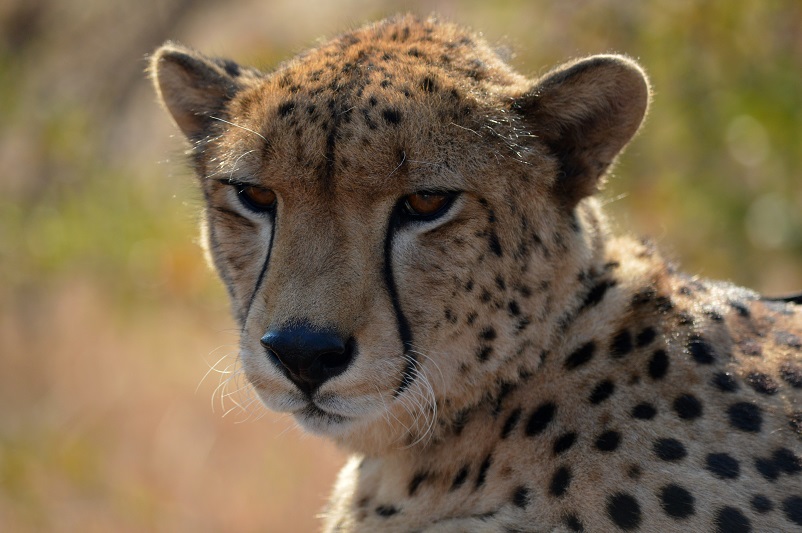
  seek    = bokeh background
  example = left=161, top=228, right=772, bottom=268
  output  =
left=2, top=1, right=801, bottom=531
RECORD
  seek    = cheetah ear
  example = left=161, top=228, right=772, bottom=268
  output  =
left=514, top=55, right=650, bottom=207
left=150, top=42, right=251, bottom=141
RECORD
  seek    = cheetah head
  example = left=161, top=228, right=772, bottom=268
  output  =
left=151, top=16, right=649, bottom=454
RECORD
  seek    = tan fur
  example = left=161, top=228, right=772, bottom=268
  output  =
left=151, top=15, right=802, bottom=532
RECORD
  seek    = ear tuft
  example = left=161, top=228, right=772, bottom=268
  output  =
left=514, top=55, right=650, bottom=207
left=149, top=42, right=249, bottom=141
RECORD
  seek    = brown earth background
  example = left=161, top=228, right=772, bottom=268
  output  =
left=2, top=1, right=802, bottom=532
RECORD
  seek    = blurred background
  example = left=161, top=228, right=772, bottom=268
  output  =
left=1, top=0, right=801, bottom=531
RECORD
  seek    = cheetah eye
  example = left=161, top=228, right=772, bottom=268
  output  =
left=401, top=191, right=456, bottom=220
left=236, top=184, right=277, bottom=213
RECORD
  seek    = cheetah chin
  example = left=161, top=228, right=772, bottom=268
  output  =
left=151, top=14, right=802, bottom=533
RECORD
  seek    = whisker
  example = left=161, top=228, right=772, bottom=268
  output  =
left=387, top=150, right=407, bottom=177
left=210, top=116, right=268, bottom=142
left=228, top=149, right=258, bottom=180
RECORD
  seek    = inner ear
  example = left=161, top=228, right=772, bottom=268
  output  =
left=513, top=55, right=650, bottom=208
left=150, top=43, right=252, bottom=141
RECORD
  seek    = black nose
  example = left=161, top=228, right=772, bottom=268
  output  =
left=260, top=325, right=354, bottom=394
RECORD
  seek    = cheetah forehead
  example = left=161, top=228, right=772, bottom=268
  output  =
left=219, top=16, right=532, bottom=194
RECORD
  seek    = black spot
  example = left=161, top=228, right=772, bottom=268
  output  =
left=688, top=336, right=716, bottom=364
left=564, top=514, right=584, bottom=531
left=728, top=402, right=763, bottom=433
left=631, top=287, right=657, bottom=306
left=648, top=349, right=670, bottom=380
left=589, top=380, right=615, bottom=404
left=491, top=382, right=515, bottom=415
left=501, top=408, right=522, bottom=439
left=706, top=453, right=740, bottom=479
left=512, top=485, right=529, bottom=508
left=375, top=505, right=399, bottom=517
left=477, top=346, right=492, bottom=362
left=606, top=493, right=642, bottom=530
left=654, top=438, right=687, bottom=461
left=655, top=296, right=674, bottom=313
left=525, top=402, right=556, bottom=436
left=677, top=312, right=694, bottom=326
left=627, top=465, right=642, bottom=479
left=480, top=327, right=497, bottom=341
left=549, top=466, right=571, bottom=497
left=475, top=454, right=492, bottom=488
left=380, top=79, right=391, bottom=88
left=730, top=300, right=751, bottom=317
left=495, top=275, right=506, bottom=291
left=659, top=484, right=695, bottom=519
left=715, top=506, right=751, bottom=533
left=755, top=457, right=780, bottom=481
left=408, top=472, right=429, bottom=496
left=747, top=372, right=779, bottom=395
left=782, top=496, right=802, bottom=525
left=673, top=394, right=703, bottom=420
left=610, top=330, right=633, bottom=358
left=277, top=100, right=296, bottom=117
left=420, top=76, right=438, bottom=92
left=774, top=448, right=802, bottom=475
left=565, top=342, right=596, bottom=370
left=636, top=327, right=657, bottom=347
left=488, top=231, right=503, bottom=256
left=553, top=432, right=577, bottom=455
left=222, top=60, right=241, bottom=77
left=382, top=108, right=401, bottom=125
left=452, top=409, right=469, bottom=435
left=508, top=300, right=521, bottom=316
left=712, top=372, right=739, bottom=392
left=581, top=280, right=616, bottom=310
left=750, top=494, right=773, bottom=513
left=450, top=465, right=469, bottom=491
left=632, top=402, right=657, bottom=420
left=781, top=363, right=802, bottom=388
left=595, top=430, right=621, bottom=452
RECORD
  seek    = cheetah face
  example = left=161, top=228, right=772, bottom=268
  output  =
left=151, top=17, right=648, bottom=450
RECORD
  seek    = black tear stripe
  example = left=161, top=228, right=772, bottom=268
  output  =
left=243, top=219, right=277, bottom=329
left=384, top=206, right=416, bottom=397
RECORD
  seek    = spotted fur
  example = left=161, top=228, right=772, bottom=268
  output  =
left=151, top=15, right=802, bottom=532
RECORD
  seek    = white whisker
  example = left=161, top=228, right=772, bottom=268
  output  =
left=210, top=116, right=268, bottom=142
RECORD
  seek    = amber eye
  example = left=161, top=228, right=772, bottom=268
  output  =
left=237, top=185, right=277, bottom=213
left=402, top=192, right=453, bottom=218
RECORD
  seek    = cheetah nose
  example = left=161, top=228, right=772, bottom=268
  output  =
left=260, top=325, right=354, bottom=395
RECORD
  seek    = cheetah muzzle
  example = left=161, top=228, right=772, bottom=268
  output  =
left=151, top=14, right=802, bottom=533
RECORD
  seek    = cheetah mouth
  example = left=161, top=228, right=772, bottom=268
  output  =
left=294, top=402, right=352, bottom=433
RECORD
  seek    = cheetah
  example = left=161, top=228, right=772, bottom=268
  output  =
left=150, top=14, right=802, bottom=532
